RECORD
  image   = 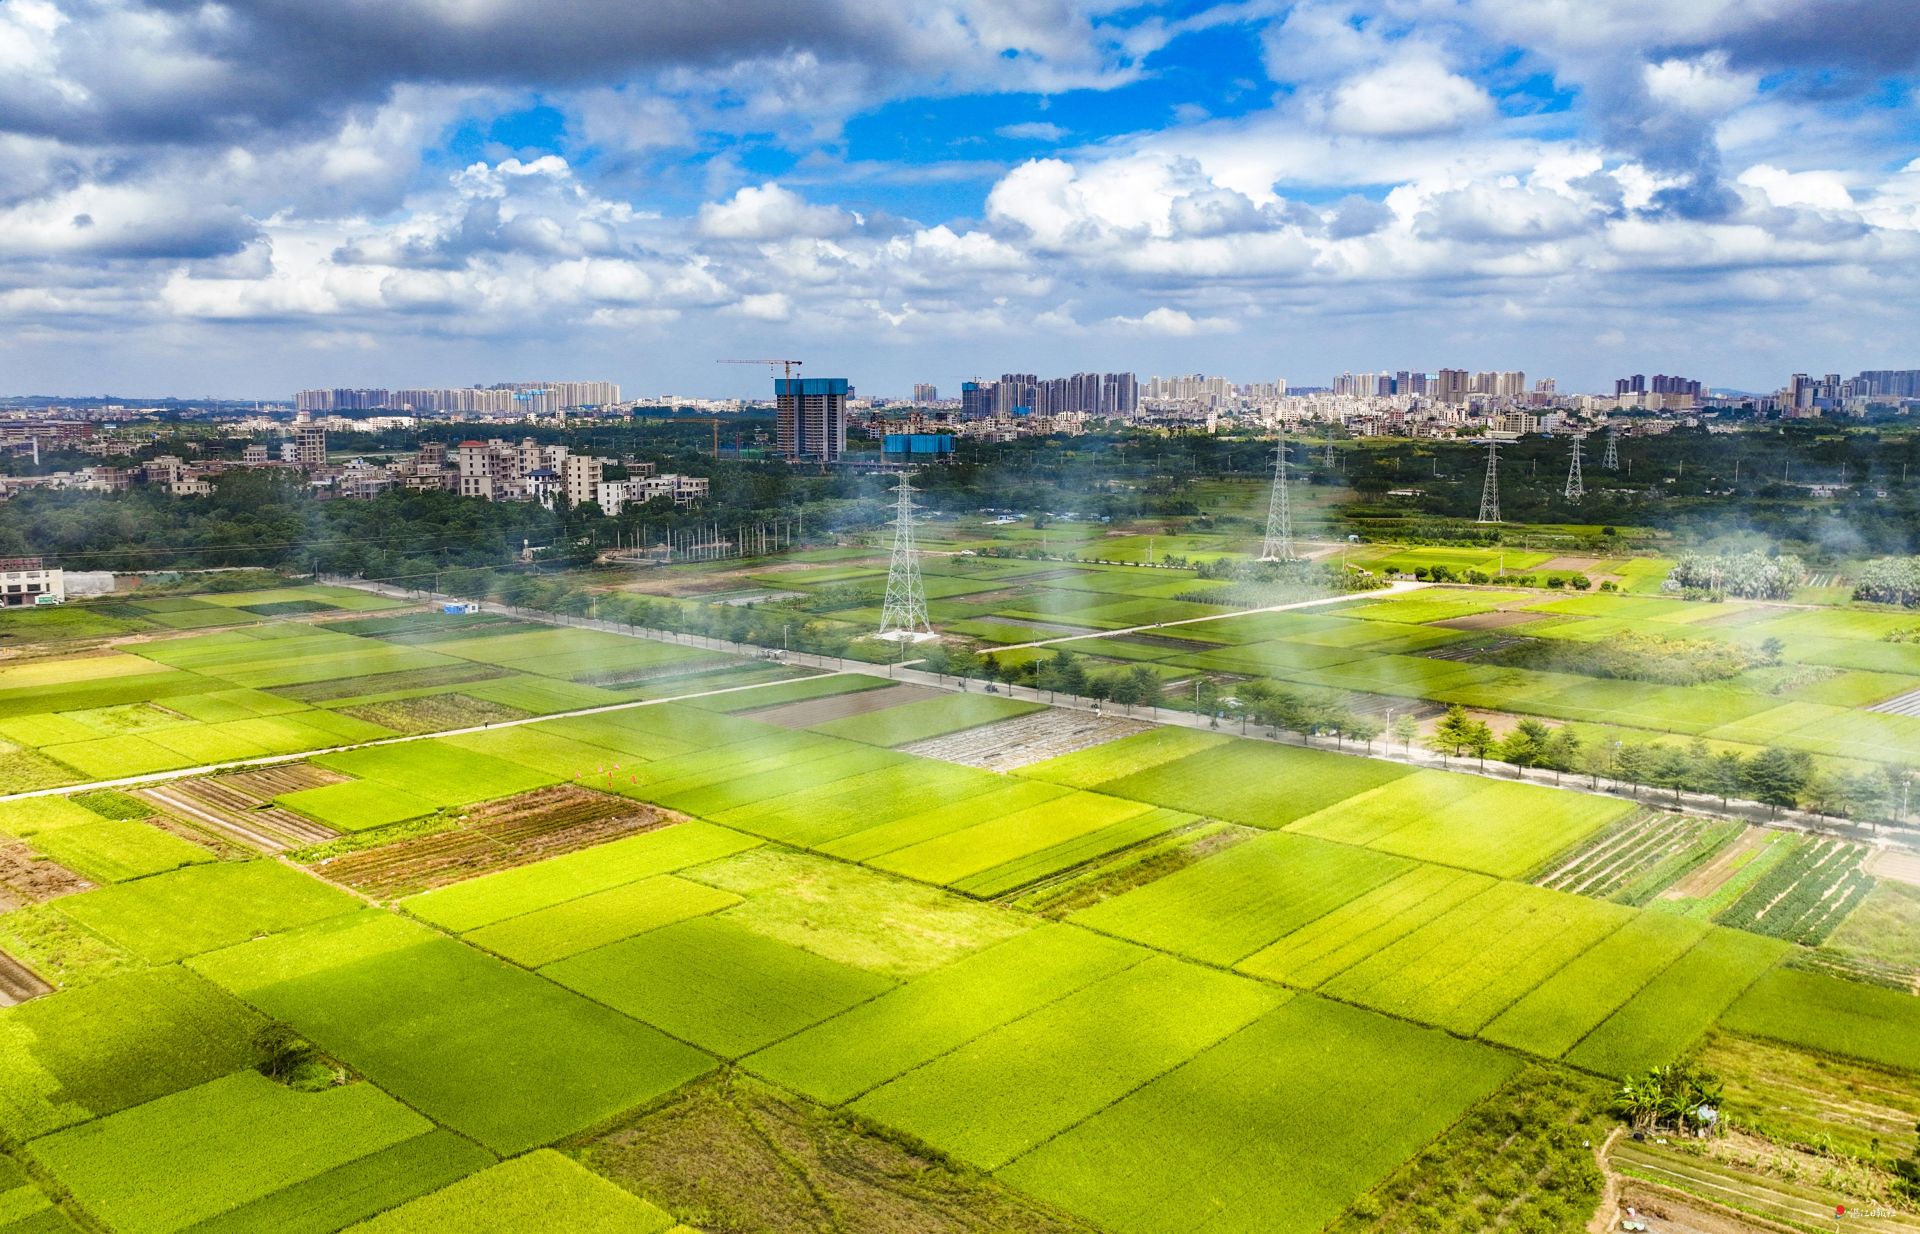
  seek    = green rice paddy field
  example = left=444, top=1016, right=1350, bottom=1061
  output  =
left=0, top=584, right=1914, bottom=1232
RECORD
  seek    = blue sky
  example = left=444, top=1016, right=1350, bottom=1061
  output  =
left=0, top=0, right=1915, bottom=398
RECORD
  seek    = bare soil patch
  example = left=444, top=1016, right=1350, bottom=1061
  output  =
left=339, top=693, right=529, bottom=734
left=307, top=784, right=679, bottom=899
left=0, top=841, right=92, bottom=905
left=900, top=710, right=1149, bottom=771
left=1541, top=556, right=1602, bottom=571
left=1664, top=828, right=1767, bottom=901
left=743, top=682, right=943, bottom=728
left=1866, top=848, right=1920, bottom=888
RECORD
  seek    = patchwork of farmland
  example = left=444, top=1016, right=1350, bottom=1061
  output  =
left=0, top=581, right=1913, bottom=1234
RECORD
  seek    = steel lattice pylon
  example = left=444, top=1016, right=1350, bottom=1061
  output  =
left=1477, top=435, right=1503, bottom=524
left=1564, top=434, right=1586, bottom=501
left=1602, top=428, right=1619, bottom=471
left=876, top=469, right=935, bottom=642
left=1259, top=426, right=1297, bottom=561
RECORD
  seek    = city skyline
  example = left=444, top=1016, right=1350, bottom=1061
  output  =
left=0, top=2, right=1915, bottom=396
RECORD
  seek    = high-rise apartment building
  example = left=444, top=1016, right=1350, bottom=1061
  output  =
left=913, top=383, right=938, bottom=403
left=776, top=377, right=849, bottom=462
left=1434, top=369, right=1470, bottom=404
left=959, top=381, right=993, bottom=420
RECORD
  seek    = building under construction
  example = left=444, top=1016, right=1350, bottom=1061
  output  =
left=776, top=377, right=849, bottom=462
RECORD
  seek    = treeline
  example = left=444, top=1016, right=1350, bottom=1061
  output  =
left=1669, top=552, right=1805, bottom=599
left=1488, top=631, right=1776, bottom=686
left=1855, top=557, right=1920, bottom=608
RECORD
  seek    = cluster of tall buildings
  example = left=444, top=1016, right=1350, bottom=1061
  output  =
left=1143, top=374, right=1286, bottom=404
left=1333, top=370, right=1532, bottom=402
left=293, top=382, right=620, bottom=414
left=955, top=372, right=1138, bottom=419
left=1614, top=374, right=1702, bottom=398
left=1783, top=370, right=1920, bottom=414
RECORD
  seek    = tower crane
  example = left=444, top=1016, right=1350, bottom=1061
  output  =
left=718, top=358, right=804, bottom=383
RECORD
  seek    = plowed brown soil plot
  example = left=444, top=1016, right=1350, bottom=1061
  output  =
left=308, top=784, right=677, bottom=899
left=0, top=842, right=91, bottom=906
left=142, top=764, right=345, bottom=851
left=1434, top=610, right=1551, bottom=630
left=901, top=710, right=1149, bottom=771
left=743, top=683, right=944, bottom=728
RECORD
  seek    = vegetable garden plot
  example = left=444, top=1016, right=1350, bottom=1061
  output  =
left=999, top=996, right=1519, bottom=1234
left=1072, top=831, right=1411, bottom=966
left=186, top=1130, right=492, bottom=1234
left=1562, top=926, right=1788, bottom=1077
left=0, top=967, right=265, bottom=1141
left=57, top=860, right=357, bottom=963
left=312, top=741, right=559, bottom=808
left=1236, top=864, right=1495, bottom=988
left=851, top=954, right=1280, bottom=1171
left=807, top=693, right=1043, bottom=747
left=1714, top=836, right=1873, bottom=944
left=744, top=924, right=1142, bottom=1105
left=1479, top=913, right=1710, bottom=1057
left=1323, top=881, right=1635, bottom=1035
left=1720, top=968, right=1920, bottom=1074
left=464, top=874, right=740, bottom=967
left=1535, top=810, right=1744, bottom=904
left=345, top=1150, right=674, bottom=1234
left=28, top=821, right=212, bottom=883
left=543, top=916, right=895, bottom=1058
left=1090, top=737, right=1412, bottom=830
left=28, top=1072, right=431, bottom=1234
left=310, top=785, right=679, bottom=899
left=190, top=910, right=714, bottom=1154
left=400, top=819, right=760, bottom=933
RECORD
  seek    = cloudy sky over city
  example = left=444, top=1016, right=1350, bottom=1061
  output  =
left=1, top=0, right=1917, bottom=396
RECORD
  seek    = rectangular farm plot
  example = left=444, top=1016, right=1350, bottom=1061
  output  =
left=1480, top=913, right=1710, bottom=1057
left=542, top=916, right=895, bottom=1058
left=1322, top=881, right=1635, bottom=1036
left=999, top=995, right=1519, bottom=1234
left=1071, top=831, right=1411, bottom=966
left=1285, top=771, right=1488, bottom=847
left=818, top=779, right=1074, bottom=862
left=57, top=860, right=358, bottom=963
left=1013, top=726, right=1229, bottom=790
left=401, top=819, right=761, bottom=933
left=312, top=740, right=559, bottom=808
left=851, top=954, right=1281, bottom=1171
left=190, top=910, right=714, bottom=1154
left=41, top=734, right=196, bottom=779
left=346, top=1150, right=674, bottom=1234
left=27, top=1071, right=431, bottom=1234
left=536, top=704, right=772, bottom=759
left=1237, top=863, right=1496, bottom=988
left=276, top=780, right=439, bottom=832
left=952, top=805, right=1197, bottom=898
left=1091, top=737, right=1413, bottom=830
left=1332, top=778, right=1632, bottom=878
left=28, top=820, right=213, bottom=883
left=463, top=875, right=741, bottom=967
left=184, top=1130, right=491, bottom=1234
left=1562, top=926, right=1787, bottom=1077
left=1719, top=968, right=1920, bottom=1074
left=0, top=966, right=266, bottom=1141
left=712, top=759, right=1010, bottom=849
left=806, top=693, right=1043, bottom=747
left=744, top=924, right=1142, bottom=1106
left=869, top=792, right=1164, bottom=888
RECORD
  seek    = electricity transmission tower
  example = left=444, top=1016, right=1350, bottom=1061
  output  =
left=876, top=470, right=935, bottom=642
left=1477, top=436, right=1504, bottom=524
left=1260, top=427, right=1297, bottom=561
left=1564, top=435, right=1586, bottom=501
left=1322, top=442, right=1335, bottom=467
left=1601, top=428, right=1619, bottom=471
